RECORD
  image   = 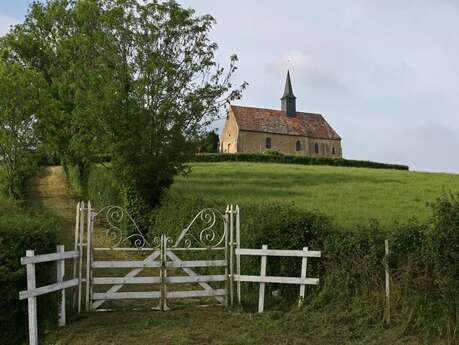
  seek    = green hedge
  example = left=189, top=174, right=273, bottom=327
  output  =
left=148, top=194, right=457, bottom=343
left=0, top=205, right=58, bottom=345
left=191, top=153, right=409, bottom=171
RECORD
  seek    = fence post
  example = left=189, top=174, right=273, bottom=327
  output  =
left=229, top=204, right=234, bottom=306
left=298, top=247, right=308, bottom=308
left=236, top=205, right=241, bottom=305
left=78, top=201, right=84, bottom=314
left=25, top=250, right=38, bottom=345
left=384, top=239, right=391, bottom=324
left=224, top=206, right=229, bottom=307
left=57, top=245, right=66, bottom=327
left=85, top=201, right=92, bottom=312
left=72, top=202, right=80, bottom=310
left=258, top=244, right=268, bottom=313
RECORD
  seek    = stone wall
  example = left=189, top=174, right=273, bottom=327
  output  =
left=220, top=110, right=239, bottom=153
left=237, top=130, right=342, bottom=158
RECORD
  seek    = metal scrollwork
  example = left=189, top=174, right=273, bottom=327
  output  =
left=93, top=206, right=152, bottom=249
left=173, top=208, right=227, bottom=248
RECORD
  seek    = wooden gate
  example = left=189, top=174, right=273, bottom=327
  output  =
left=74, top=204, right=237, bottom=311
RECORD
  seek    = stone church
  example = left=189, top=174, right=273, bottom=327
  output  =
left=220, top=71, right=342, bottom=158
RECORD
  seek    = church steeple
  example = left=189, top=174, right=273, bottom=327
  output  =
left=281, top=70, right=296, bottom=117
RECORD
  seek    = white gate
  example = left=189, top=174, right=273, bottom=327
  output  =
left=74, top=202, right=239, bottom=311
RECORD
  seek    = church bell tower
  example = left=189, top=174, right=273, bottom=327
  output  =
left=281, top=70, right=296, bottom=117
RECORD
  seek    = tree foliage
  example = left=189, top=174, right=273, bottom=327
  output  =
left=1, top=0, right=246, bottom=220
left=0, top=60, right=52, bottom=197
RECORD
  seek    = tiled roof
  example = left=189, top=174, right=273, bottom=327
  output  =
left=230, top=105, right=341, bottom=140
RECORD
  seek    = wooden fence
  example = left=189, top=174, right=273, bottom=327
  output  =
left=234, top=245, right=321, bottom=313
left=19, top=245, right=80, bottom=345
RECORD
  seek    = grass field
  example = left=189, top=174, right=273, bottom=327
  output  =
left=167, top=162, right=459, bottom=227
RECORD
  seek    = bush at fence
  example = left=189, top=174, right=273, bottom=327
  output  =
left=0, top=205, right=58, bottom=345
left=191, top=153, right=409, bottom=171
left=147, top=194, right=458, bottom=343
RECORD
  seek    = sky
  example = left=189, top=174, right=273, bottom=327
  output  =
left=1, top=1, right=459, bottom=173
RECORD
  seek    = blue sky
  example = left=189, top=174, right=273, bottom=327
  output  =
left=1, top=1, right=459, bottom=173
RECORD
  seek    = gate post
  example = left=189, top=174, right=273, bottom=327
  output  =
left=224, top=206, right=229, bottom=307
left=229, top=205, right=234, bottom=306
left=160, top=234, right=169, bottom=311
left=85, top=201, right=93, bottom=312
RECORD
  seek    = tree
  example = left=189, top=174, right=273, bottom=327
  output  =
left=0, top=60, right=51, bottom=198
left=2, top=0, right=246, bottom=226
left=196, top=130, right=220, bottom=153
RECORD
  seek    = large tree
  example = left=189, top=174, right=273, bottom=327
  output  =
left=2, top=0, right=246, bottom=223
left=0, top=60, right=52, bottom=198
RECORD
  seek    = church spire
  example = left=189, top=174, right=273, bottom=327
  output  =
left=281, top=70, right=296, bottom=117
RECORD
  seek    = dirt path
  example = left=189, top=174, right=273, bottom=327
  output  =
left=27, top=165, right=77, bottom=245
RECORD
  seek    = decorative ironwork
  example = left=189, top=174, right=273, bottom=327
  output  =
left=173, top=208, right=227, bottom=248
left=92, top=206, right=152, bottom=249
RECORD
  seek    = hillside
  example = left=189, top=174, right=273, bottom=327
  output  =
left=167, top=162, right=459, bottom=227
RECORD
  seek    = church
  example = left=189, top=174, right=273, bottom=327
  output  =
left=220, top=71, right=342, bottom=158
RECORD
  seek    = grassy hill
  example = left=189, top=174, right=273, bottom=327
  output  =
left=167, top=162, right=459, bottom=227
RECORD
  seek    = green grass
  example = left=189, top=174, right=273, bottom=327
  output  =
left=167, top=162, right=459, bottom=227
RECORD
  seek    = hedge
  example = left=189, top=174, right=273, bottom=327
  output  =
left=0, top=207, right=58, bottom=345
left=191, top=153, right=409, bottom=171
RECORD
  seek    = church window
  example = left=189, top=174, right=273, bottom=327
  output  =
left=265, top=137, right=271, bottom=149
left=296, top=140, right=301, bottom=151
left=314, top=142, right=319, bottom=154
left=332, top=147, right=336, bottom=155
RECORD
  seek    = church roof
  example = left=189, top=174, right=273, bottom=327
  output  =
left=230, top=105, right=341, bottom=140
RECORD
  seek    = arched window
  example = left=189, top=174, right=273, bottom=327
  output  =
left=296, top=140, right=301, bottom=151
left=314, top=142, right=319, bottom=154
left=265, top=137, right=271, bottom=149
left=332, top=147, right=336, bottom=155
left=227, top=143, right=231, bottom=152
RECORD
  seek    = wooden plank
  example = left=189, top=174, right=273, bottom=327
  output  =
left=236, top=205, right=241, bottom=305
left=26, top=250, right=38, bottom=345
left=166, top=251, right=224, bottom=304
left=166, top=275, right=225, bottom=284
left=234, top=275, right=319, bottom=285
left=258, top=245, right=267, bottom=313
left=167, top=289, right=226, bottom=299
left=72, top=202, right=80, bottom=310
left=92, top=291, right=161, bottom=300
left=92, top=277, right=161, bottom=285
left=236, top=248, right=321, bottom=258
left=229, top=204, right=234, bottom=306
left=224, top=206, right=229, bottom=307
left=21, top=251, right=79, bottom=265
left=56, top=245, right=66, bottom=327
left=385, top=239, right=391, bottom=324
left=298, top=247, right=308, bottom=308
left=77, top=201, right=84, bottom=315
left=92, top=261, right=162, bottom=268
left=19, top=279, right=79, bottom=300
left=85, top=201, right=92, bottom=311
left=165, top=260, right=226, bottom=268
left=91, top=251, right=161, bottom=309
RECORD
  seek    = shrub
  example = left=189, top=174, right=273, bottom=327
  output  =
left=0, top=207, right=58, bottom=345
left=192, top=153, right=409, bottom=171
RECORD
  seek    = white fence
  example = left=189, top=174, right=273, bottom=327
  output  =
left=235, top=245, right=321, bottom=313
left=19, top=245, right=80, bottom=345
left=18, top=202, right=323, bottom=344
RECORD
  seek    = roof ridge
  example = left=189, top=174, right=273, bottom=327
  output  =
left=230, top=104, right=323, bottom=116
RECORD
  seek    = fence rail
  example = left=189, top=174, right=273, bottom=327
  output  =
left=234, top=245, right=321, bottom=313
left=19, top=245, right=79, bottom=345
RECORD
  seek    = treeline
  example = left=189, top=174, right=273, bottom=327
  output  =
left=192, top=153, right=409, bottom=170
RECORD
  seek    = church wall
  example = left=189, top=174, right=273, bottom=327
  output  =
left=237, top=130, right=342, bottom=158
left=220, top=110, right=239, bottom=153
